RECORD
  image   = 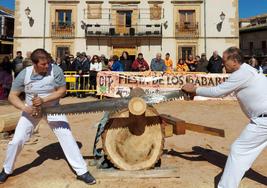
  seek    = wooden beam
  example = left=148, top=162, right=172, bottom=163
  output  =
left=160, top=114, right=225, bottom=137
left=160, top=114, right=186, bottom=135
left=185, top=123, right=225, bottom=137
left=163, top=122, right=173, bottom=137
left=89, top=166, right=179, bottom=178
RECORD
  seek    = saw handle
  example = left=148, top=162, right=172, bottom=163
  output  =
left=181, top=90, right=195, bottom=101
left=32, top=94, right=42, bottom=118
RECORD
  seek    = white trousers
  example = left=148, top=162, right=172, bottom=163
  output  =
left=218, top=119, right=267, bottom=188
left=3, top=112, right=88, bottom=176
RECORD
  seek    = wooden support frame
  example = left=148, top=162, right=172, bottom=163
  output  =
left=160, top=114, right=225, bottom=138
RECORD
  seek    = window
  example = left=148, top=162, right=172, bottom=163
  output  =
left=262, top=41, right=266, bottom=49
left=125, top=11, right=132, bottom=27
left=249, top=42, right=254, bottom=50
left=116, top=11, right=132, bottom=28
left=56, top=10, right=72, bottom=26
left=179, top=10, right=196, bottom=25
left=87, top=4, right=102, bottom=19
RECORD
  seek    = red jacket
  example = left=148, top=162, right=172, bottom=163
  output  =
left=131, top=58, right=149, bottom=71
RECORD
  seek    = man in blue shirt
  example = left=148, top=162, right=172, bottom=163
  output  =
left=150, top=53, right=166, bottom=71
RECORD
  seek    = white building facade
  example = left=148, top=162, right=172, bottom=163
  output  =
left=14, top=0, right=239, bottom=64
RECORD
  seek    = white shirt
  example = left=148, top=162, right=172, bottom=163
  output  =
left=197, top=63, right=267, bottom=118
left=90, top=62, right=102, bottom=71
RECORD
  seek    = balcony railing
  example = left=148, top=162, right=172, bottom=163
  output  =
left=83, top=8, right=165, bottom=21
left=51, top=22, right=75, bottom=38
left=241, top=48, right=267, bottom=57
left=84, top=24, right=162, bottom=37
left=175, top=22, right=199, bottom=37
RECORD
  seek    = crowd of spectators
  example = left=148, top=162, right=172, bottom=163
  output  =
left=1, top=49, right=267, bottom=99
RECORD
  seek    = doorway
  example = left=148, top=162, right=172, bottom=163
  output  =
left=56, top=46, right=70, bottom=58
left=113, top=47, right=136, bottom=61
left=178, top=46, right=196, bottom=60
left=116, top=10, right=132, bottom=35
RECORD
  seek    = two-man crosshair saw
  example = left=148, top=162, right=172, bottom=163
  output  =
left=43, top=88, right=225, bottom=171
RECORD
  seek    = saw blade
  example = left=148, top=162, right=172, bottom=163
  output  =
left=143, top=90, right=191, bottom=105
left=43, top=90, right=189, bottom=115
left=43, top=98, right=130, bottom=115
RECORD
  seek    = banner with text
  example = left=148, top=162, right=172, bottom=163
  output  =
left=97, top=71, right=234, bottom=100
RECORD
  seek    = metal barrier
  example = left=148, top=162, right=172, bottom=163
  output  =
left=64, top=71, right=97, bottom=94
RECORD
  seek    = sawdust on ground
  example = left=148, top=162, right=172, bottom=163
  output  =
left=0, top=97, right=267, bottom=188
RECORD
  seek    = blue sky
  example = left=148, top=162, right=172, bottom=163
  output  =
left=0, top=0, right=266, bottom=18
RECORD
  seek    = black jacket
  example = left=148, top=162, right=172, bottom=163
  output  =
left=207, top=56, right=223, bottom=73
left=75, top=57, right=90, bottom=74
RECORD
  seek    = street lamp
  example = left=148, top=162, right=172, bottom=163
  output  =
left=220, top=12, right=226, bottom=22
left=217, top=11, right=226, bottom=32
left=24, top=7, right=31, bottom=16
left=25, top=7, right=34, bottom=27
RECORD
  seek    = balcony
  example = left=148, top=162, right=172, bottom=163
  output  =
left=241, top=48, right=267, bottom=57
left=84, top=24, right=162, bottom=38
left=51, top=22, right=75, bottom=38
left=175, top=22, right=199, bottom=37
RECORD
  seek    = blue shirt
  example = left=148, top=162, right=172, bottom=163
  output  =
left=112, top=60, right=124, bottom=71
left=11, top=64, right=66, bottom=92
left=150, top=58, right=166, bottom=71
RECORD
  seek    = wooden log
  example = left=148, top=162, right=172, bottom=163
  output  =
left=128, top=97, right=147, bottom=116
left=102, top=107, right=164, bottom=171
left=0, top=112, right=20, bottom=132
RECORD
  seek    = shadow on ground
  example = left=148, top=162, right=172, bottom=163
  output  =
left=12, top=141, right=93, bottom=176
left=166, top=146, right=267, bottom=187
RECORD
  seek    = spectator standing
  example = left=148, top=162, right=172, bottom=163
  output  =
left=0, top=56, right=13, bottom=99
left=76, top=52, right=90, bottom=98
left=176, top=59, right=189, bottom=72
left=207, top=51, right=223, bottom=73
left=261, top=58, right=267, bottom=74
left=248, top=57, right=262, bottom=72
left=111, top=55, right=123, bottom=71
left=87, top=55, right=91, bottom=63
left=120, top=51, right=133, bottom=71
left=186, top=54, right=197, bottom=72
left=151, top=53, right=166, bottom=71
left=1, top=56, right=12, bottom=75
left=100, top=54, right=109, bottom=71
left=89, top=55, right=102, bottom=95
left=12, top=51, right=24, bottom=78
left=132, top=53, right=149, bottom=71
left=164, top=53, right=173, bottom=73
left=55, top=57, right=67, bottom=72
left=195, top=53, right=209, bottom=73
left=22, top=51, right=33, bottom=68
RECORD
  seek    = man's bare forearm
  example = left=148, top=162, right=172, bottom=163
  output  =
left=8, top=91, right=26, bottom=111
left=42, top=86, right=66, bottom=104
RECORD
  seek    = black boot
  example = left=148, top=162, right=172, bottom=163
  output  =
left=0, top=169, right=10, bottom=184
left=77, top=171, right=96, bottom=185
